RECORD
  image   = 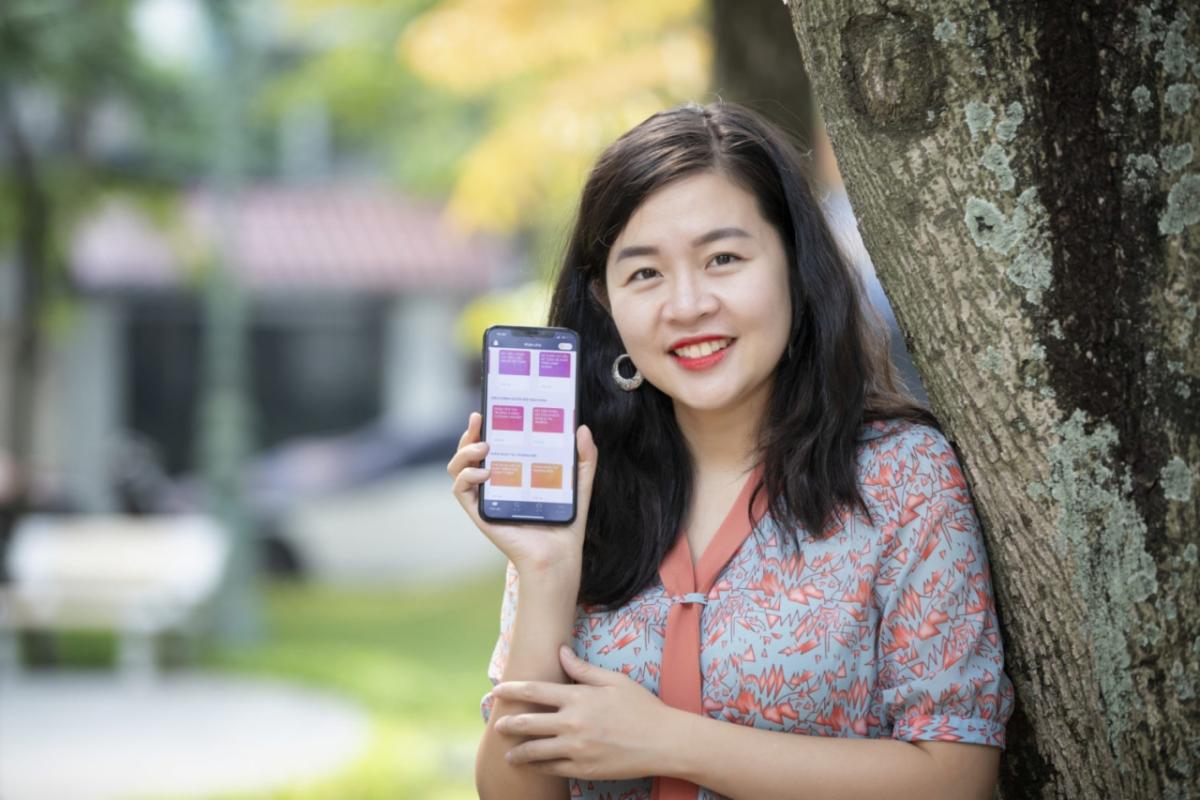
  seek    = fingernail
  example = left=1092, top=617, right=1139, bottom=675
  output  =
left=560, top=645, right=572, bottom=658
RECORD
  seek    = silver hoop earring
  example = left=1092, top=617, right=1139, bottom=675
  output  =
left=612, top=353, right=643, bottom=391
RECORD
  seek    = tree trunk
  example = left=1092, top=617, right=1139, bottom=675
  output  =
left=710, top=0, right=816, bottom=147
left=786, top=1, right=1198, bottom=797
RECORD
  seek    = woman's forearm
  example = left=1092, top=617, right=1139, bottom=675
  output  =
left=476, top=565, right=580, bottom=800
left=659, top=707, right=997, bottom=800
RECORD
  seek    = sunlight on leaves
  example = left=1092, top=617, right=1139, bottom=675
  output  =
left=396, top=0, right=711, bottom=240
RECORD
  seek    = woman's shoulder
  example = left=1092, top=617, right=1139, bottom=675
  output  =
left=856, top=416, right=944, bottom=448
left=855, top=417, right=964, bottom=490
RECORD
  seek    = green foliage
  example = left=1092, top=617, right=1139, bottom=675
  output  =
left=0, top=0, right=214, bottom=348
left=260, top=0, right=482, bottom=196
left=193, top=572, right=505, bottom=798
left=0, top=0, right=141, bottom=93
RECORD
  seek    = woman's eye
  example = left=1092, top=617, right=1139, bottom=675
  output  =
left=630, top=267, right=659, bottom=282
left=710, top=253, right=740, bottom=267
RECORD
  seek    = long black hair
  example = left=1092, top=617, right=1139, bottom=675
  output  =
left=548, top=100, right=937, bottom=609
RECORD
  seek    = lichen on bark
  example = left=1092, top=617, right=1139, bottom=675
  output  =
left=1159, top=173, right=1200, bottom=234
left=963, top=189, right=1053, bottom=304
left=1044, top=410, right=1159, bottom=748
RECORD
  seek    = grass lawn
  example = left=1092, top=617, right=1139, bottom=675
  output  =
left=196, top=569, right=505, bottom=799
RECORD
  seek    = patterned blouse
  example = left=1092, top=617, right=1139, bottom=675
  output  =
left=481, top=418, right=1015, bottom=799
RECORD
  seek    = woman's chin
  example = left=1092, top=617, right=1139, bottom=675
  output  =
left=669, top=393, right=737, bottom=416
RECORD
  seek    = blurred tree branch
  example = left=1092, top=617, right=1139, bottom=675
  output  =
left=0, top=0, right=189, bottom=568
left=0, top=75, right=48, bottom=569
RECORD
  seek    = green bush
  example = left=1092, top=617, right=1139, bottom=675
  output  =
left=197, top=570, right=505, bottom=799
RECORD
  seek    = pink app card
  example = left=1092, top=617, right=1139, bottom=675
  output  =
left=491, top=404, right=525, bottom=431
left=532, top=406, right=565, bottom=433
left=538, top=352, right=571, bottom=378
left=498, top=350, right=531, bottom=375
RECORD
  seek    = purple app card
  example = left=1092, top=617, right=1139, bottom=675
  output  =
left=539, top=352, right=571, bottom=378
left=532, top=406, right=565, bottom=433
left=498, top=350, right=531, bottom=375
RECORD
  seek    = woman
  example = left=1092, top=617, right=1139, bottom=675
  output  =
left=449, top=100, right=1014, bottom=800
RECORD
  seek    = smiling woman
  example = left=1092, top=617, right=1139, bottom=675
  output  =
left=448, top=100, right=1014, bottom=800
left=601, top=170, right=792, bottom=427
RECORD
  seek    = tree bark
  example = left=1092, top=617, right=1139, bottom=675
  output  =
left=785, top=1, right=1198, bottom=797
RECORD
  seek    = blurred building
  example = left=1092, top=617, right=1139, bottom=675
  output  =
left=7, top=183, right=518, bottom=515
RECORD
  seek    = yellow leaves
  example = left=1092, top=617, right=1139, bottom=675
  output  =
left=397, top=0, right=703, bottom=95
left=397, top=0, right=711, bottom=235
left=454, top=280, right=556, bottom=355
left=276, top=0, right=717, bottom=352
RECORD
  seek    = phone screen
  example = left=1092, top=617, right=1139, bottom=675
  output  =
left=478, top=326, right=580, bottom=524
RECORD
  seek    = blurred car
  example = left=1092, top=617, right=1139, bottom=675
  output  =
left=164, top=420, right=465, bottom=577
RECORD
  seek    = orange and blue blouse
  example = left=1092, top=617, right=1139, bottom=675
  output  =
left=481, top=418, right=1015, bottom=800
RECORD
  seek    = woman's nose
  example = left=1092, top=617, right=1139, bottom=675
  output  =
left=663, top=271, right=718, bottom=323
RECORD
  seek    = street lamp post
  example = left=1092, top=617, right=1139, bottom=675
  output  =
left=200, top=0, right=260, bottom=645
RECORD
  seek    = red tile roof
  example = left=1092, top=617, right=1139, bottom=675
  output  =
left=71, top=185, right=516, bottom=292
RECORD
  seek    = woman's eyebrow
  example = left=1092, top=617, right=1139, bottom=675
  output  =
left=614, top=226, right=753, bottom=262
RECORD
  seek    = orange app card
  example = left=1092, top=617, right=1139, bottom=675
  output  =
left=488, top=461, right=523, bottom=487
left=530, top=463, right=563, bottom=489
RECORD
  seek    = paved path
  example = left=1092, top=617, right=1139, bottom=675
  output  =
left=0, top=670, right=370, bottom=799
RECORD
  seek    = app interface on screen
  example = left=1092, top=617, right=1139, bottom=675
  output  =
left=482, top=330, right=577, bottom=521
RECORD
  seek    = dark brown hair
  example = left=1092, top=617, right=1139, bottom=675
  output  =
left=548, top=100, right=937, bottom=609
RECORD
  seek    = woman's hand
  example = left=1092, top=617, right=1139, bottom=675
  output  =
left=490, top=645, right=679, bottom=782
left=447, top=411, right=599, bottom=580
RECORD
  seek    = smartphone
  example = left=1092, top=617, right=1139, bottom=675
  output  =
left=478, top=325, right=580, bottom=524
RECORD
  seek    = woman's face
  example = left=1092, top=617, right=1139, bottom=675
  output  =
left=603, top=169, right=793, bottom=417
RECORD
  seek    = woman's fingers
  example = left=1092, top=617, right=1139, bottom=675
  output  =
left=506, top=736, right=568, bottom=765
left=495, top=710, right=566, bottom=738
left=446, top=439, right=489, bottom=477
left=456, top=411, right=481, bottom=450
left=449, top=412, right=487, bottom=476
left=447, top=413, right=492, bottom=525
left=451, top=466, right=492, bottom=530
left=492, top=679, right=575, bottom=707
left=451, top=464, right=489, bottom=518
left=574, top=424, right=599, bottom=521
left=453, top=465, right=490, bottom=493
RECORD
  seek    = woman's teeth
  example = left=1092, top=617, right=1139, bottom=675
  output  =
left=673, top=338, right=731, bottom=358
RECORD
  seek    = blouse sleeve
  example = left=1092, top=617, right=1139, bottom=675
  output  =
left=480, top=559, right=519, bottom=724
left=874, top=428, right=1015, bottom=748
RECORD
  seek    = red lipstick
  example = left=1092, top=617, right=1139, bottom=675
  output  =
left=669, top=335, right=735, bottom=371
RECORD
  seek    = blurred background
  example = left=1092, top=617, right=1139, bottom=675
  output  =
left=0, top=0, right=925, bottom=797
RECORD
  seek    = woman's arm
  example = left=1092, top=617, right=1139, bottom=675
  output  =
left=450, top=415, right=600, bottom=799
left=661, top=706, right=1000, bottom=800
left=495, top=659, right=1001, bottom=799
left=475, top=563, right=580, bottom=800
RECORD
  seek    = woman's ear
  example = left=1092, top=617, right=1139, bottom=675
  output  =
left=588, top=277, right=611, bottom=314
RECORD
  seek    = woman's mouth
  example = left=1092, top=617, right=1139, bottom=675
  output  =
left=670, top=337, right=734, bottom=371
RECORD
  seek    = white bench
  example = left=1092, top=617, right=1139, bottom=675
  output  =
left=0, top=514, right=230, bottom=681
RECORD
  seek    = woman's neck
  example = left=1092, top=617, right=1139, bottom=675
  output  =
left=672, top=388, right=769, bottom=481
